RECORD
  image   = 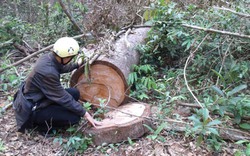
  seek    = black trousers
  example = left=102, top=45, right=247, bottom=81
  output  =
left=29, top=88, right=81, bottom=132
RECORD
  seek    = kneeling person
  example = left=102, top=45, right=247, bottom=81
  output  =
left=13, top=37, right=101, bottom=133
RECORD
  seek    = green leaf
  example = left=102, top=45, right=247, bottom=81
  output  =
left=155, top=122, right=167, bottom=135
left=235, top=140, right=250, bottom=145
left=197, top=135, right=203, bottom=146
left=207, top=128, right=219, bottom=136
left=83, top=102, right=91, bottom=111
left=8, top=74, right=17, bottom=82
left=66, top=127, right=76, bottom=132
left=144, top=77, right=149, bottom=87
left=150, top=135, right=158, bottom=140
left=143, top=124, right=154, bottom=133
left=128, top=73, right=134, bottom=85
left=202, top=108, right=209, bottom=121
left=127, top=137, right=134, bottom=145
left=84, top=61, right=90, bottom=83
left=239, top=123, right=250, bottom=130
left=207, top=120, right=221, bottom=127
left=134, top=72, right=138, bottom=82
left=188, top=115, right=201, bottom=125
left=211, top=69, right=225, bottom=83
left=246, top=143, right=250, bottom=156
left=227, top=84, right=247, bottom=97
left=143, top=10, right=152, bottom=21
left=138, top=93, right=149, bottom=100
left=191, top=125, right=202, bottom=132
left=211, top=85, right=225, bottom=97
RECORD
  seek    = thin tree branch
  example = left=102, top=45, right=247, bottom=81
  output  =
left=214, top=6, right=250, bottom=18
left=0, top=44, right=53, bottom=73
left=183, top=34, right=209, bottom=109
left=22, top=40, right=35, bottom=52
left=58, top=0, right=84, bottom=34
left=13, top=43, right=31, bottom=56
left=182, top=24, right=250, bottom=39
left=124, top=28, right=132, bottom=48
left=216, top=40, right=233, bottom=86
left=117, top=23, right=250, bottom=39
left=0, top=39, right=14, bottom=48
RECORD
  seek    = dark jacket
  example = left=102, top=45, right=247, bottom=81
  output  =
left=13, top=52, right=86, bottom=130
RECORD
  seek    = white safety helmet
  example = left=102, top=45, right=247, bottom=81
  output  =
left=53, top=37, right=79, bottom=58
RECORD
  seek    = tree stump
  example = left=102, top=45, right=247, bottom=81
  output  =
left=70, top=28, right=150, bottom=107
left=84, top=102, right=152, bottom=145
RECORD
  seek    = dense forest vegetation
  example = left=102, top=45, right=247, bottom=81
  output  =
left=0, top=0, right=249, bottom=155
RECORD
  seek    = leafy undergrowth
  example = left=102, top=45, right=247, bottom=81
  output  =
left=1, top=0, right=250, bottom=155
left=0, top=102, right=246, bottom=156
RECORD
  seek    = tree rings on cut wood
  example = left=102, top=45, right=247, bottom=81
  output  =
left=70, top=28, right=150, bottom=107
left=84, top=102, right=152, bottom=145
left=70, top=60, right=127, bottom=108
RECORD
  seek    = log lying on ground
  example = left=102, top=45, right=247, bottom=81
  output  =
left=150, top=107, right=250, bottom=141
left=84, top=102, right=152, bottom=145
left=163, top=120, right=250, bottom=141
left=70, top=28, right=150, bottom=107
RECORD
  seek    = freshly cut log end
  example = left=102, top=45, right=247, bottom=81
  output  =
left=70, top=28, right=150, bottom=107
left=70, top=61, right=128, bottom=108
left=84, top=102, right=152, bottom=145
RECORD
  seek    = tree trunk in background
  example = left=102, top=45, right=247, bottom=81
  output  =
left=70, top=27, right=150, bottom=108
left=14, top=0, right=19, bottom=17
left=58, top=0, right=84, bottom=33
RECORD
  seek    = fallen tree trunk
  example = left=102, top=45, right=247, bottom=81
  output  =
left=70, top=27, right=150, bottom=107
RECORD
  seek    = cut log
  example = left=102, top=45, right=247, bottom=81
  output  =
left=84, top=102, right=152, bottom=145
left=70, top=28, right=150, bottom=107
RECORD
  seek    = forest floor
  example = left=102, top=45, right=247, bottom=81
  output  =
left=0, top=97, right=244, bottom=156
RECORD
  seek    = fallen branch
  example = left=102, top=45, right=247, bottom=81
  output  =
left=0, top=44, right=53, bottom=73
left=214, top=6, right=250, bottom=18
left=88, top=102, right=250, bottom=141
left=124, top=28, right=132, bottom=48
left=0, top=39, right=14, bottom=48
left=184, top=34, right=209, bottom=109
left=116, top=25, right=151, bottom=39
left=115, top=30, right=126, bottom=39
left=182, top=24, right=250, bottom=39
left=0, top=34, right=88, bottom=73
left=58, top=0, right=83, bottom=34
left=13, top=43, right=32, bottom=56
left=0, top=102, right=13, bottom=114
left=177, top=101, right=250, bottom=120
left=22, top=40, right=35, bottom=52
left=216, top=39, right=233, bottom=86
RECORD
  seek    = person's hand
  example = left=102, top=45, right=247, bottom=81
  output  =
left=84, top=112, right=102, bottom=128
